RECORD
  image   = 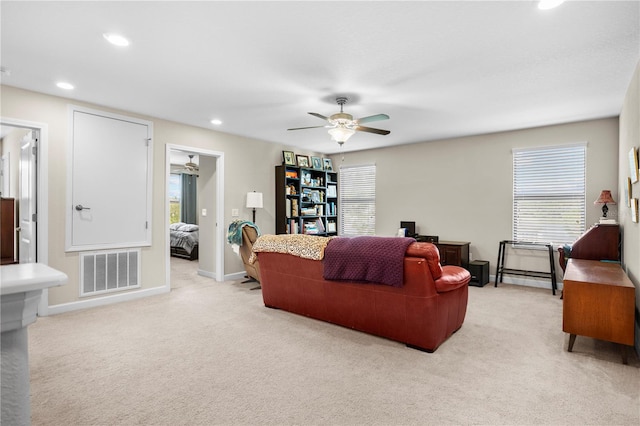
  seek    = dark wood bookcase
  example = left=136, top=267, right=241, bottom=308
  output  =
left=275, top=165, right=338, bottom=236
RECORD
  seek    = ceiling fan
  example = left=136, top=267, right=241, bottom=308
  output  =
left=288, top=97, right=390, bottom=145
left=181, top=154, right=199, bottom=174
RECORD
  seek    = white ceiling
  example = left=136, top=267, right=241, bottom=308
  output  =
left=1, top=1, right=638, bottom=154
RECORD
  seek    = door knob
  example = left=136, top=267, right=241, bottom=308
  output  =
left=75, top=204, right=91, bottom=211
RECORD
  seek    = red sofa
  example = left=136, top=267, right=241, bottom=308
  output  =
left=257, top=241, right=470, bottom=352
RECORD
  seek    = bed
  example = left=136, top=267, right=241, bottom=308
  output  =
left=170, top=222, right=199, bottom=260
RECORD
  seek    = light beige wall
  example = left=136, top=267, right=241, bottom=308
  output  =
left=197, top=155, right=217, bottom=275
left=618, top=60, right=640, bottom=352
left=335, top=117, right=619, bottom=281
left=0, top=85, right=311, bottom=307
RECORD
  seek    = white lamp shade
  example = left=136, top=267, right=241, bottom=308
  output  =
left=328, top=127, right=356, bottom=143
left=246, top=192, right=263, bottom=209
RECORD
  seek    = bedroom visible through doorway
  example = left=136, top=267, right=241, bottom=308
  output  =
left=166, top=145, right=224, bottom=289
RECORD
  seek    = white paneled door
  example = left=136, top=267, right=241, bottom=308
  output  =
left=68, top=107, right=153, bottom=251
left=19, top=131, right=36, bottom=263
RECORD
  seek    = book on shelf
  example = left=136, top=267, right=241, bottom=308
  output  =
left=286, top=199, right=291, bottom=218
left=316, top=218, right=325, bottom=233
left=304, top=221, right=319, bottom=234
left=301, top=207, right=316, bottom=216
left=288, top=219, right=299, bottom=234
left=326, top=221, right=336, bottom=233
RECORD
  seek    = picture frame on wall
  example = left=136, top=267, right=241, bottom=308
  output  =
left=311, top=156, right=322, bottom=170
left=283, top=150, right=296, bottom=166
left=626, top=177, right=632, bottom=207
left=323, top=158, right=333, bottom=171
left=629, top=147, right=639, bottom=183
left=296, top=154, right=310, bottom=168
left=632, top=198, right=639, bottom=223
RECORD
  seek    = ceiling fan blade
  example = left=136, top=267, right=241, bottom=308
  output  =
left=356, top=125, right=390, bottom=135
left=308, top=112, right=329, bottom=121
left=287, top=125, right=328, bottom=131
left=357, top=114, right=389, bottom=124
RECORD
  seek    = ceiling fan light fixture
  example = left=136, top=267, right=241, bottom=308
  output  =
left=328, top=126, right=356, bottom=143
left=288, top=96, right=389, bottom=143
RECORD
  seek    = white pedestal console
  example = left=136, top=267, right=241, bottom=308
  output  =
left=1, top=263, right=67, bottom=426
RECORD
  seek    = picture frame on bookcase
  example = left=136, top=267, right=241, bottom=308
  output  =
left=629, top=147, right=639, bottom=183
left=296, top=155, right=310, bottom=168
left=311, top=156, right=323, bottom=170
left=283, top=150, right=296, bottom=166
left=323, top=158, right=333, bottom=171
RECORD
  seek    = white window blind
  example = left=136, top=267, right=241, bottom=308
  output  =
left=339, top=164, right=376, bottom=236
left=513, top=144, right=586, bottom=246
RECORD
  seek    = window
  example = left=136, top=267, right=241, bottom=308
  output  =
left=513, top=144, right=586, bottom=246
left=169, top=173, right=181, bottom=224
left=339, top=164, right=376, bottom=236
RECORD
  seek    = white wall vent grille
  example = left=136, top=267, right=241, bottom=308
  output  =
left=80, top=249, right=141, bottom=297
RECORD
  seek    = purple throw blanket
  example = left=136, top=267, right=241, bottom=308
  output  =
left=323, top=236, right=415, bottom=287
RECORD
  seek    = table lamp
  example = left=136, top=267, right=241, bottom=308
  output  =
left=594, top=190, right=616, bottom=219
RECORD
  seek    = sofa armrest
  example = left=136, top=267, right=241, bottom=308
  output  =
left=434, top=265, right=470, bottom=293
left=406, top=242, right=443, bottom=280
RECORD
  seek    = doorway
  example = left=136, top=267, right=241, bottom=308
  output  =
left=0, top=117, right=50, bottom=313
left=165, top=144, right=224, bottom=290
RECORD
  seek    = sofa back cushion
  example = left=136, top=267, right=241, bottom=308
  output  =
left=405, top=242, right=443, bottom=280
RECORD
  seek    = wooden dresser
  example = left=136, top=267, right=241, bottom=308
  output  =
left=562, top=259, right=635, bottom=363
left=1, top=197, right=17, bottom=265
left=434, top=241, right=470, bottom=269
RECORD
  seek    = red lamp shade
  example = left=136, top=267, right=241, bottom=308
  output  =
left=594, top=190, right=616, bottom=217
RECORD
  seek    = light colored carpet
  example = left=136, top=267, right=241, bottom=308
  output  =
left=28, top=257, right=639, bottom=425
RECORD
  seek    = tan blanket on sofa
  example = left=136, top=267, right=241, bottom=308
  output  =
left=249, top=234, right=334, bottom=263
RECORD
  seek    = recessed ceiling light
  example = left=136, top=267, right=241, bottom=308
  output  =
left=56, top=82, right=74, bottom=90
left=538, top=0, right=565, bottom=10
left=103, top=33, right=130, bottom=47
left=210, top=119, right=223, bottom=126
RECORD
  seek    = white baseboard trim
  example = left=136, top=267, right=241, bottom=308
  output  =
left=46, top=286, right=169, bottom=316
left=197, top=269, right=216, bottom=279
left=224, top=271, right=246, bottom=282
left=194, top=269, right=245, bottom=282
left=490, top=274, right=563, bottom=291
